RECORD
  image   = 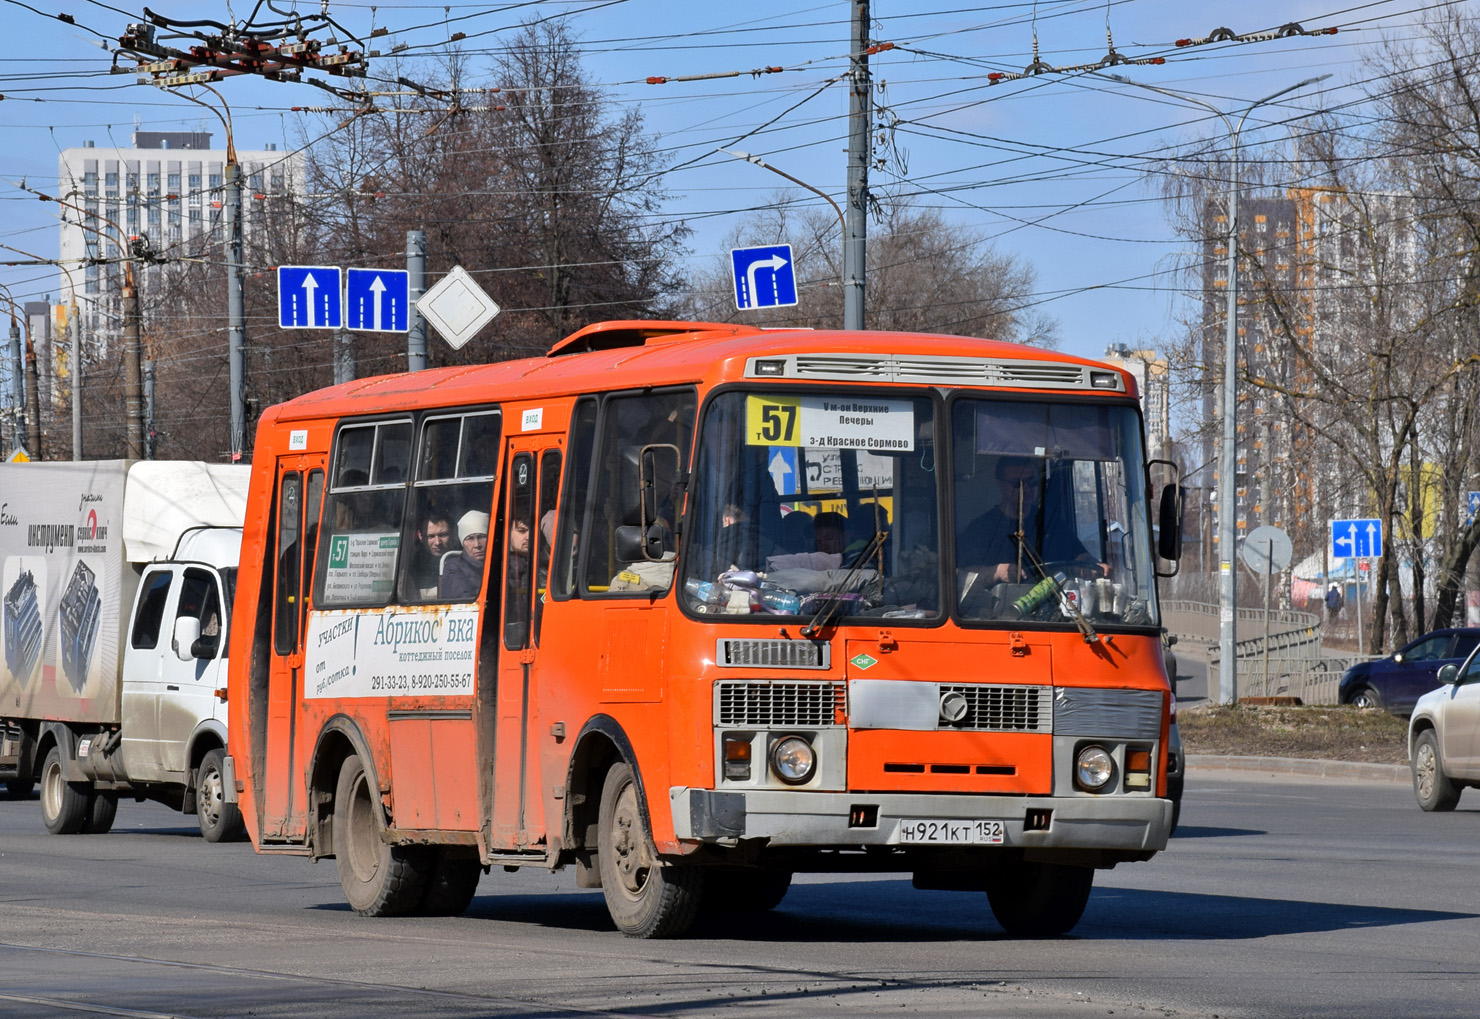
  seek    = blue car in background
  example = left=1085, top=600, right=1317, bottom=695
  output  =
left=1339, top=627, right=1480, bottom=716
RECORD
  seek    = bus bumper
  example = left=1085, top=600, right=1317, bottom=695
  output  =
left=669, top=787, right=1171, bottom=853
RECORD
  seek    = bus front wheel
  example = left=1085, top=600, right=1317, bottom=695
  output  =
left=334, top=754, right=427, bottom=916
left=985, top=861, right=1094, bottom=937
left=597, top=762, right=703, bottom=938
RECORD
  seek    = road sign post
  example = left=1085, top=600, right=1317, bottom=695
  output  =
left=346, top=268, right=410, bottom=333
left=277, top=266, right=343, bottom=329
left=731, top=245, right=798, bottom=311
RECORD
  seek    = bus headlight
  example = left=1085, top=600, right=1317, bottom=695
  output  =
left=1075, top=745, right=1114, bottom=791
left=770, top=736, right=816, bottom=785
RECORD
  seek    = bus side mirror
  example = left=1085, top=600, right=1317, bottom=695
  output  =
left=1439, top=663, right=1459, bottom=685
left=1157, top=483, right=1185, bottom=562
left=620, top=443, right=682, bottom=528
left=615, top=522, right=671, bottom=562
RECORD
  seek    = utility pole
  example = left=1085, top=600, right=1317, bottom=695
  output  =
left=144, top=358, right=156, bottom=459
left=122, top=256, right=145, bottom=459
left=6, top=313, right=22, bottom=452
left=844, top=0, right=870, bottom=331
left=69, top=299, right=81, bottom=460
left=226, top=157, right=246, bottom=461
left=407, top=230, right=426, bottom=372
left=24, top=326, right=41, bottom=457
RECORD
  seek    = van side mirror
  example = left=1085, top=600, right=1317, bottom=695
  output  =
left=172, top=616, right=201, bottom=662
left=191, top=634, right=220, bottom=659
left=1439, top=663, right=1459, bottom=685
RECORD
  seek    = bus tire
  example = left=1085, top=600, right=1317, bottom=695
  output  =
left=597, top=762, right=702, bottom=938
left=82, top=790, right=118, bottom=834
left=40, top=745, right=89, bottom=835
left=196, top=748, right=244, bottom=842
left=701, top=868, right=792, bottom=912
left=334, top=754, right=427, bottom=916
left=985, top=861, right=1094, bottom=937
left=418, top=850, right=482, bottom=916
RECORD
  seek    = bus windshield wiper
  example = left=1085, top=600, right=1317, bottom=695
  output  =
left=1014, top=534, right=1100, bottom=645
left=800, top=530, right=886, bottom=638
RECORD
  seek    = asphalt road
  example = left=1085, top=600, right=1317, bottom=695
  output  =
left=2, top=773, right=1478, bottom=1019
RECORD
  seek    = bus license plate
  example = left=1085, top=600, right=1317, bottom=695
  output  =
left=897, top=819, right=1004, bottom=844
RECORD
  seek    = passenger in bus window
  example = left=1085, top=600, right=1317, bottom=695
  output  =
left=409, top=511, right=453, bottom=598
left=958, top=456, right=1100, bottom=582
left=813, top=512, right=847, bottom=556
left=507, top=518, right=532, bottom=603
left=441, top=511, right=489, bottom=600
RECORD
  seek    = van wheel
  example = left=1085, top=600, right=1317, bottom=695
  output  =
left=597, top=762, right=702, bottom=938
left=985, top=862, right=1094, bottom=937
left=418, top=850, right=482, bottom=916
left=196, top=748, right=244, bottom=842
left=82, top=790, right=118, bottom=834
left=334, top=754, right=427, bottom=916
left=40, top=746, right=89, bottom=835
left=1413, top=730, right=1460, bottom=811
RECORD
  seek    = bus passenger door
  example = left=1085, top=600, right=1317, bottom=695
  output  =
left=492, top=441, right=561, bottom=850
left=262, top=458, right=324, bottom=842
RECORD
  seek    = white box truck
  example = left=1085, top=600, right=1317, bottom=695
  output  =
left=0, top=460, right=250, bottom=840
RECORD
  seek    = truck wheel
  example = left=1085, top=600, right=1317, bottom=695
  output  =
left=335, top=754, right=427, bottom=916
left=1412, top=729, right=1461, bottom=812
left=196, top=748, right=244, bottom=842
left=597, top=762, right=703, bottom=938
left=82, top=791, right=118, bottom=834
left=418, top=850, right=483, bottom=916
left=985, top=862, right=1094, bottom=937
left=40, top=746, right=89, bottom=835
left=5, top=779, right=34, bottom=799
left=701, top=868, right=792, bottom=912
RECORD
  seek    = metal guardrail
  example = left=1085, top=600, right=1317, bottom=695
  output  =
left=1162, top=599, right=1349, bottom=705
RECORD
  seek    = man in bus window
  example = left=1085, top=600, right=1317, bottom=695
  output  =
left=813, top=511, right=847, bottom=556
left=959, top=456, right=1099, bottom=583
left=507, top=517, right=533, bottom=606
left=441, top=511, right=489, bottom=600
left=409, top=511, right=453, bottom=599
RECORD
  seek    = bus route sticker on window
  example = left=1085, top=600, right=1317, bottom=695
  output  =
left=304, top=605, right=480, bottom=699
left=322, top=532, right=400, bottom=602
left=745, top=395, right=914, bottom=452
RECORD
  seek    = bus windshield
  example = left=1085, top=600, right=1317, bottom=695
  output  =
left=682, top=390, right=941, bottom=621
left=682, top=389, right=1158, bottom=629
left=951, top=398, right=1158, bottom=626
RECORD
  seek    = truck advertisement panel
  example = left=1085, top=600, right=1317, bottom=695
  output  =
left=0, top=461, right=133, bottom=724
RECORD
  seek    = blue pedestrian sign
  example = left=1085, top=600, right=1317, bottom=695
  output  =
left=346, top=268, right=410, bottom=333
left=277, top=265, right=342, bottom=329
left=1331, top=518, right=1383, bottom=560
left=731, top=244, right=798, bottom=311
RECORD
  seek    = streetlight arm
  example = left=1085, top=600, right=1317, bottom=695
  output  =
left=717, top=147, right=847, bottom=240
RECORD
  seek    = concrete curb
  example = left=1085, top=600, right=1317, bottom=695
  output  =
left=1186, top=754, right=1410, bottom=784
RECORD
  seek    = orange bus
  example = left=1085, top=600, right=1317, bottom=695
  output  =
left=225, top=320, right=1183, bottom=938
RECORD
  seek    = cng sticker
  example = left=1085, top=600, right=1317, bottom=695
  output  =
left=746, top=394, right=801, bottom=445
left=850, top=652, right=879, bottom=671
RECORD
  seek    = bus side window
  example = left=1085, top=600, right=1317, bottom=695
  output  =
left=552, top=398, right=597, bottom=601
left=533, top=448, right=561, bottom=643
left=581, top=388, right=696, bottom=597
left=404, top=410, right=501, bottom=604
left=274, top=473, right=302, bottom=654
left=301, top=469, right=323, bottom=634
left=317, top=420, right=412, bottom=608
left=503, top=452, right=536, bottom=650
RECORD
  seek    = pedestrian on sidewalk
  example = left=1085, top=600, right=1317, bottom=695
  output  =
left=1325, top=582, right=1344, bottom=620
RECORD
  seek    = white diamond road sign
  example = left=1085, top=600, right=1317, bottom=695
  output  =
left=1330, top=518, right=1383, bottom=560
left=731, top=244, right=797, bottom=310
left=346, top=268, right=410, bottom=333
left=277, top=265, right=342, bottom=329
left=416, top=265, right=500, bottom=351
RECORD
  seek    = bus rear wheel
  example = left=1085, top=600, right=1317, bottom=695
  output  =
left=985, top=861, right=1094, bottom=937
left=418, top=850, right=482, bottom=916
left=335, top=754, right=427, bottom=916
left=597, top=762, right=702, bottom=938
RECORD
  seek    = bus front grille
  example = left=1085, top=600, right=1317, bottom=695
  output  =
left=717, top=638, right=829, bottom=669
left=716, top=681, right=846, bottom=728
left=938, top=684, right=1052, bottom=732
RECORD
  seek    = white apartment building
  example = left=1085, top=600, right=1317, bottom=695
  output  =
left=57, top=130, right=305, bottom=338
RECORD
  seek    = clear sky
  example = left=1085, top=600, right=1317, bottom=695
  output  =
left=0, top=0, right=1451, bottom=364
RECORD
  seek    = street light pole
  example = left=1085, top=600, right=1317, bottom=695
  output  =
left=1099, top=72, right=1328, bottom=704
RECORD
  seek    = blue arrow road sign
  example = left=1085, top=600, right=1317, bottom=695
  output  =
left=1331, top=518, right=1383, bottom=559
left=277, top=266, right=342, bottom=329
left=346, top=268, right=410, bottom=332
left=767, top=446, right=798, bottom=496
left=1468, top=491, right=1480, bottom=525
left=731, top=244, right=798, bottom=310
